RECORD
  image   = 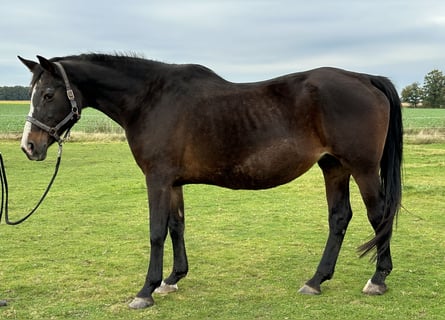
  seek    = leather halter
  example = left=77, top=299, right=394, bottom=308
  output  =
left=26, top=62, right=81, bottom=144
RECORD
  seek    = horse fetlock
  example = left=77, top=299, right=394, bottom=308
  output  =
left=128, top=296, right=155, bottom=309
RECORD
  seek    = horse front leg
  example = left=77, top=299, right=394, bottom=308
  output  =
left=129, top=176, right=171, bottom=309
left=155, top=186, right=189, bottom=294
left=300, top=156, right=352, bottom=294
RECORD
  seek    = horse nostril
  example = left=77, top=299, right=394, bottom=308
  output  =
left=22, top=141, right=35, bottom=157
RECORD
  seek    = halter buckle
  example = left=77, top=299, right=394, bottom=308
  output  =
left=67, top=89, right=75, bottom=100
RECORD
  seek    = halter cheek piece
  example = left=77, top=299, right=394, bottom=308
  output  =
left=26, top=62, right=81, bottom=144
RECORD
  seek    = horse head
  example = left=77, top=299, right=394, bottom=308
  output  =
left=18, top=56, right=81, bottom=161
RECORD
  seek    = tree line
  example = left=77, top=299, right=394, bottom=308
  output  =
left=0, top=86, right=30, bottom=100
left=401, top=69, right=445, bottom=108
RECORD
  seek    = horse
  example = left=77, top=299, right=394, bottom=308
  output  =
left=18, top=54, right=402, bottom=309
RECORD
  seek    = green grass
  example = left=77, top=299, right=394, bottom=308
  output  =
left=0, top=102, right=29, bottom=135
left=0, top=141, right=443, bottom=319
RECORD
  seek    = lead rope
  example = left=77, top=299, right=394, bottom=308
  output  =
left=0, top=139, right=65, bottom=225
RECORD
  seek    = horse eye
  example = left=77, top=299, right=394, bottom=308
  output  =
left=44, top=93, right=53, bottom=100
left=43, top=89, right=55, bottom=100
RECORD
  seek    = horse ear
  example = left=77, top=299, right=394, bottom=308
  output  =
left=36, top=55, right=56, bottom=75
left=17, top=56, right=38, bottom=72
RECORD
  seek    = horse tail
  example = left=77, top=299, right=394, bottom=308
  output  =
left=359, top=76, right=403, bottom=258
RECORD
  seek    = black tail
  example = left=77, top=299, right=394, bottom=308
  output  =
left=359, top=76, right=403, bottom=258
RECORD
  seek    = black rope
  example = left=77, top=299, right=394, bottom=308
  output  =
left=0, top=144, right=63, bottom=225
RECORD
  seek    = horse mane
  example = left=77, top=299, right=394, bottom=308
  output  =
left=52, top=52, right=146, bottom=63
left=50, top=53, right=223, bottom=83
left=50, top=53, right=161, bottom=73
left=30, top=53, right=149, bottom=88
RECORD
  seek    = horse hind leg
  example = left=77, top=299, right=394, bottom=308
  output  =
left=299, top=155, right=352, bottom=295
left=354, top=173, right=393, bottom=295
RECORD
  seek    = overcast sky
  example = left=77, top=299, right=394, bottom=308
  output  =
left=1, top=0, right=444, bottom=90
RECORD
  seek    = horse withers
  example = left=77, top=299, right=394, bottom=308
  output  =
left=18, top=54, right=402, bottom=308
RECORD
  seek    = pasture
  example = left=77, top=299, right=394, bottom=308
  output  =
left=0, top=103, right=444, bottom=319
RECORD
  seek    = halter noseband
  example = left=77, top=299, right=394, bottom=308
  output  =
left=26, top=62, right=81, bottom=144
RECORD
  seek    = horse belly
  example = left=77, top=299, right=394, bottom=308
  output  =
left=209, top=143, right=318, bottom=190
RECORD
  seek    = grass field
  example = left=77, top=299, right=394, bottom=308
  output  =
left=402, top=108, right=445, bottom=143
left=0, top=139, right=443, bottom=319
left=0, top=101, right=444, bottom=318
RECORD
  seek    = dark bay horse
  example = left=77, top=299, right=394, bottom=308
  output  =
left=18, top=54, right=402, bottom=309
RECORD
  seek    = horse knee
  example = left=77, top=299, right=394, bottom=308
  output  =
left=150, top=233, right=167, bottom=248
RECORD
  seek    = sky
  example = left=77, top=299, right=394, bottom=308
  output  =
left=1, top=0, right=444, bottom=90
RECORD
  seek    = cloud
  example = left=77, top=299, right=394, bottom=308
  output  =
left=1, top=0, right=444, bottom=89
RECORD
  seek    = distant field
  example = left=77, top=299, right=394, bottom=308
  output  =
left=1, top=102, right=444, bottom=142
left=403, top=108, right=445, bottom=132
left=401, top=108, right=445, bottom=143
left=0, top=100, right=29, bottom=104
left=0, top=102, right=123, bottom=136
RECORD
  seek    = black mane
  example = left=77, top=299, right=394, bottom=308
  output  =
left=53, top=52, right=148, bottom=64
left=52, top=53, right=221, bottom=81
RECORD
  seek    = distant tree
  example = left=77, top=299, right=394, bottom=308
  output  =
left=0, top=86, right=30, bottom=100
left=401, top=82, right=423, bottom=107
left=422, top=69, right=445, bottom=108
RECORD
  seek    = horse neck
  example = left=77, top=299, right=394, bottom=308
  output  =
left=65, top=60, right=154, bottom=127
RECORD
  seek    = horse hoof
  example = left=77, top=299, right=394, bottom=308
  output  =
left=362, top=279, right=387, bottom=295
left=128, top=297, right=154, bottom=309
left=154, top=281, right=178, bottom=294
left=298, top=284, right=321, bottom=295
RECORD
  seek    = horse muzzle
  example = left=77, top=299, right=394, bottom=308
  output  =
left=21, top=134, right=48, bottom=161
